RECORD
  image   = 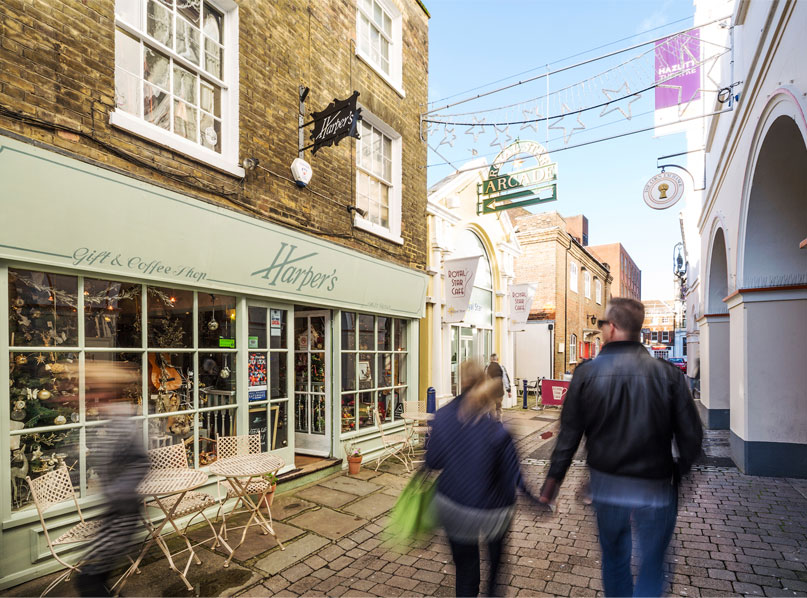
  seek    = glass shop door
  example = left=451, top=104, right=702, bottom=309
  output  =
left=293, top=311, right=331, bottom=455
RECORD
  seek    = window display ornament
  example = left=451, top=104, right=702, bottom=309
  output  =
left=207, top=295, right=219, bottom=331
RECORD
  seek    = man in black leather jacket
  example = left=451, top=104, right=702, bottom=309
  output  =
left=540, top=298, right=702, bottom=597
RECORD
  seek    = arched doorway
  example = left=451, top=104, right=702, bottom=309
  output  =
left=699, top=227, right=730, bottom=428
left=449, top=229, right=495, bottom=395
left=730, top=109, right=807, bottom=476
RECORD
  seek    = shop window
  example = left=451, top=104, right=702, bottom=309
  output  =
left=6, top=268, right=250, bottom=512
left=570, top=262, right=578, bottom=293
left=356, top=0, right=403, bottom=92
left=569, top=333, right=578, bottom=363
left=340, top=312, right=408, bottom=433
left=355, top=112, right=402, bottom=243
left=112, top=0, right=241, bottom=175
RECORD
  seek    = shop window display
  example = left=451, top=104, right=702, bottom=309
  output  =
left=340, top=312, right=408, bottom=433
left=6, top=269, right=254, bottom=512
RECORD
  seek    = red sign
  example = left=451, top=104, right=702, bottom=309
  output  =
left=541, top=379, right=570, bottom=406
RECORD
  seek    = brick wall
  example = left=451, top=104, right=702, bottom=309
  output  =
left=0, top=0, right=429, bottom=270
left=589, top=242, right=641, bottom=301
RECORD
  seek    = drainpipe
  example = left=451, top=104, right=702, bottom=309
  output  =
left=564, top=241, right=568, bottom=374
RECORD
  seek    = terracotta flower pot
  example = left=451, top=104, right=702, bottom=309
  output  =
left=347, top=455, right=362, bottom=475
left=261, top=484, right=277, bottom=510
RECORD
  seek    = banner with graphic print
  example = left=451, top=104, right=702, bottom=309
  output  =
left=654, top=29, right=701, bottom=135
left=444, top=256, right=481, bottom=323
left=509, top=283, right=537, bottom=331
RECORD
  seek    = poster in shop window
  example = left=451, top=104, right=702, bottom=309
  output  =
left=270, top=309, right=282, bottom=337
left=248, top=352, right=268, bottom=402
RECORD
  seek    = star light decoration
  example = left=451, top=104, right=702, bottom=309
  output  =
left=548, top=103, right=586, bottom=145
left=438, top=125, right=457, bottom=148
left=520, top=105, right=543, bottom=133
left=464, top=115, right=487, bottom=142
left=599, top=82, right=641, bottom=120
left=489, top=124, right=512, bottom=150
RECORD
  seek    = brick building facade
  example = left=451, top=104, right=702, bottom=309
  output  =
left=0, top=0, right=429, bottom=587
left=513, top=212, right=611, bottom=377
left=588, top=242, right=641, bottom=301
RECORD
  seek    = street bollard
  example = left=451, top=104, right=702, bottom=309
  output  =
left=426, top=387, right=436, bottom=413
left=522, top=379, right=528, bottom=409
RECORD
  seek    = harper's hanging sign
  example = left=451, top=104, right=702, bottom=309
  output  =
left=308, top=91, right=362, bottom=155
left=477, top=140, right=558, bottom=214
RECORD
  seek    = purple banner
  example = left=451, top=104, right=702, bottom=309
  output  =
left=655, top=29, right=700, bottom=110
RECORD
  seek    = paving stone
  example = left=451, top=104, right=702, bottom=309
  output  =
left=294, top=485, right=357, bottom=508
left=348, top=468, right=383, bottom=480
left=254, top=534, right=330, bottom=575
left=281, top=562, right=313, bottom=583
left=287, top=507, right=366, bottom=540
left=318, top=475, right=382, bottom=496
left=734, top=581, right=765, bottom=595
left=214, top=520, right=305, bottom=561
left=270, top=494, right=317, bottom=520
left=342, top=492, right=399, bottom=520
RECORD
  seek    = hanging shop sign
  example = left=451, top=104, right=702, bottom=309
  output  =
left=307, top=90, right=362, bottom=155
left=643, top=171, right=685, bottom=209
left=509, top=283, right=538, bottom=331
left=444, top=255, right=481, bottom=323
left=477, top=140, right=558, bottom=214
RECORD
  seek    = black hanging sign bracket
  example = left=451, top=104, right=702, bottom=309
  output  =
left=301, top=91, right=362, bottom=155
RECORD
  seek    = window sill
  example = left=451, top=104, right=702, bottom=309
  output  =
left=355, top=50, right=406, bottom=99
left=353, top=215, right=404, bottom=245
left=109, top=110, right=245, bottom=178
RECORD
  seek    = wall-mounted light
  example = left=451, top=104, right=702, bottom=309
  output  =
left=347, top=205, right=367, bottom=218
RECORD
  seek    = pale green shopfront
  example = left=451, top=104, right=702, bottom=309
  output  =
left=0, top=134, right=427, bottom=588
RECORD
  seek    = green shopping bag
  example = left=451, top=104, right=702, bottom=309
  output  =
left=387, top=470, right=437, bottom=543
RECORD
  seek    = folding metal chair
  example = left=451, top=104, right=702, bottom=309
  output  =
left=374, top=409, right=411, bottom=471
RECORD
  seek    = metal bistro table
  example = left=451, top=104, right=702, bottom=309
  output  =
left=113, top=468, right=215, bottom=594
left=208, top=453, right=285, bottom=567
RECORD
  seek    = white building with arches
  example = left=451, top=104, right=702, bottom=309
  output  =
left=686, top=0, right=807, bottom=477
left=422, top=158, right=523, bottom=407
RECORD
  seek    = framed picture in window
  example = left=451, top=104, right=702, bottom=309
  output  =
left=358, top=360, right=371, bottom=384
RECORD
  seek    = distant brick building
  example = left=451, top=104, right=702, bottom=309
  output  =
left=514, top=212, right=611, bottom=377
left=588, top=243, right=642, bottom=301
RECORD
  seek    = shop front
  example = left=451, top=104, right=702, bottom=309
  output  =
left=0, top=135, right=426, bottom=587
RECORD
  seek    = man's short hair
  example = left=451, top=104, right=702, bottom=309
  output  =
left=606, top=298, right=645, bottom=340
left=490, top=353, right=498, bottom=360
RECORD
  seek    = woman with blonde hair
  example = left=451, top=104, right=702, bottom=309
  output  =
left=426, top=360, right=537, bottom=597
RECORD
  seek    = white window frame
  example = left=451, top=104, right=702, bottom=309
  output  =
left=569, top=333, right=578, bottom=364
left=355, top=0, right=405, bottom=97
left=353, top=107, right=403, bottom=244
left=584, top=270, right=591, bottom=299
left=569, top=261, right=578, bottom=293
left=595, top=278, right=602, bottom=304
left=111, top=0, right=244, bottom=177
left=662, top=330, right=670, bottom=342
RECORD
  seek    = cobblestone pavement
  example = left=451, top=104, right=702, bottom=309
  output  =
left=8, top=408, right=807, bottom=597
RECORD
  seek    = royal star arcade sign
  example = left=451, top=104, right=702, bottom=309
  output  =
left=477, top=140, right=558, bottom=214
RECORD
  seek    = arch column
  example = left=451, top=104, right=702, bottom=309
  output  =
left=696, top=313, right=730, bottom=428
left=727, top=287, right=807, bottom=477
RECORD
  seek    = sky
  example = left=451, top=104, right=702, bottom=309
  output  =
left=425, top=0, right=698, bottom=300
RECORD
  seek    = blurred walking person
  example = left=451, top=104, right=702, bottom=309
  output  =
left=485, top=353, right=510, bottom=420
left=76, top=362, right=149, bottom=596
left=539, top=298, right=702, bottom=597
left=426, top=361, right=536, bottom=597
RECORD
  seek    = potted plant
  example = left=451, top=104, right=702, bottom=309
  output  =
left=261, top=472, right=278, bottom=510
left=346, top=444, right=362, bottom=475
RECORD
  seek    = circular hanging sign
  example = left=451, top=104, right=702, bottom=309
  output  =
left=643, top=172, right=685, bottom=210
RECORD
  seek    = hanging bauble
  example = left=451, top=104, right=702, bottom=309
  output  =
left=11, top=408, right=26, bottom=421
left=15, top=354, right=28, bottom=365
left=53, top=415, right=67, bottom=425
left=207, top=318, right=219, bottom=331
left=13, top=298, right=25, bottom=308
left=14, top=400, right=26, bottom=411
left=38, top=389, right=52, bottom=400
left=219, top=366, right=231, bottom=379
left=70, top=412, right=80, bottom=423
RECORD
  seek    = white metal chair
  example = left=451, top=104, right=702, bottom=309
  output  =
left=26, top=467, right=104, bottom=597
left=402, top=400, right=430, bottom=457
left=373, top=409, right=411, bottom=472
left=145, top=443, right=219, bottom=543
left=215, top=434, right=274, bottom=540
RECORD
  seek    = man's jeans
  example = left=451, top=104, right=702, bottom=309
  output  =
left=593, top=497, right=677, bottom=597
